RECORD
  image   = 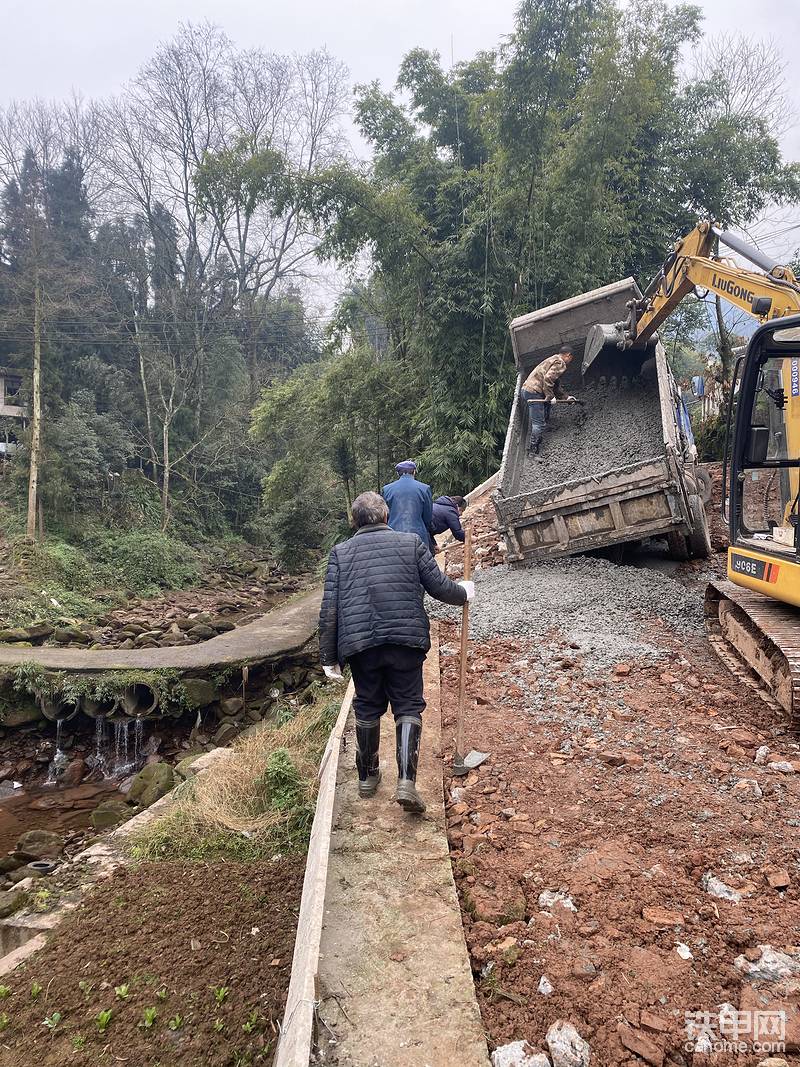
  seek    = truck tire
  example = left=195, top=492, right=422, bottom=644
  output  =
left=666, top=529, right=690, bottom=561
left=694, top=467, right=713, bottom=506
left=687, top=493, right=712, bottom=559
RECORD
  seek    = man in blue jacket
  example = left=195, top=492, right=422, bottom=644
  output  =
left=382, top=459, right=433, bottom=546
left=319, top=491, right=474, bottom=815
left=429, top=495, right=467, bottom=551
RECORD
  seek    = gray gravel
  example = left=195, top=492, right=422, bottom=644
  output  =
left=518, top=378, right=664, bottom=493
left=428, top=556, right=703, bottom=666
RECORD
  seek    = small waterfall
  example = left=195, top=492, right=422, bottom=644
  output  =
left=134, top=718, right=145, bottom=764
left=45, top=718, right=68, bottom=784
left=113, top=719, right=131, bottom=774
left=92, top=715, right=109, bottom=776
left=95, top=716, right=106, bottom=762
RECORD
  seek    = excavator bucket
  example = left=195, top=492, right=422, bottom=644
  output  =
left=583, top=322, right=656, bottom=380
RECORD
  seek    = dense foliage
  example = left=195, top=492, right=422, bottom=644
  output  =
left=0, top=7, right=797, bottom=569
left=0, top=24, right=344, bottom=560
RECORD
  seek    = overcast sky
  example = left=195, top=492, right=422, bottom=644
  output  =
left=2, top=0, right=799, bottom=258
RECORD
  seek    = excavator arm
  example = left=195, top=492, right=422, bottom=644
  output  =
left=584, top=220, right=800, bottom=374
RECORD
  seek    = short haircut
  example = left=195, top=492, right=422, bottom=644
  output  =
left=559, top=344, right=573, bottom=356
left=351, top=491, right=389, bottom=529
left=452, top=496, right=467, bottom=509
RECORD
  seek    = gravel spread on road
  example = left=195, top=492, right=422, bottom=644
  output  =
left=429, top=555, right=704, bottom=665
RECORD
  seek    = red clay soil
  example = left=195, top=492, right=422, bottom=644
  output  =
left=0, top=857, right=304, bottom=1067
left=441, top=619, right=800, bottom=1066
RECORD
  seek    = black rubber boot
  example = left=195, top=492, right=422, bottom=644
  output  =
left=395, top=715, right=426, bottom=814
left=355, top=718, right=381, bottom=798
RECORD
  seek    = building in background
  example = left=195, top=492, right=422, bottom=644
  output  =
left=0, top=367, right=24, bottom=461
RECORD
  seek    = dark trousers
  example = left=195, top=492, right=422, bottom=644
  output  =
left=521, top=388, right=548, bottom=452
left=348, top=643, right=426, bottom=723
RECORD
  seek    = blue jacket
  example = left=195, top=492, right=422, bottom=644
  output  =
left=382, top=474, right=433, bottom=547
left=431, top=496, right=465, bottom=542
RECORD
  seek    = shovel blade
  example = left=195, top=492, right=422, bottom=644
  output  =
left=464, top=750, right=490, bottom=769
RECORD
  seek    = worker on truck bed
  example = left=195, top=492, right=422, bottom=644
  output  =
left=319, top=491, right=474, bottom=814
left=521, top=344, right=577, bottom=454
left=429, top=495, right=467, bottom=552
left=382, top=459, right=433, bottom=546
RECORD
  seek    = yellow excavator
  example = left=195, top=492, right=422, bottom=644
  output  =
left=584, top=220, right=800, bottom=725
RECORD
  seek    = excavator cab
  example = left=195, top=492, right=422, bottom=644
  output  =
left=705, top=314, right=800, bottom=725
left=725, top=314, right=800, bottom=606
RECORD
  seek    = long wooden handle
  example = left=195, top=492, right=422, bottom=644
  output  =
left=456, top=523, right=472, bottom=758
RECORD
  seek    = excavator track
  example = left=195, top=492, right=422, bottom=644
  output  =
left=705, top=579, right=800, bottom=730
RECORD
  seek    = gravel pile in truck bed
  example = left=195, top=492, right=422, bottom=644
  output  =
left=428, top=555, right=705, bottom=666
left=517, top=377, right=665, bottom=494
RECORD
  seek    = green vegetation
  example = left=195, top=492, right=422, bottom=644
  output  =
left=0, top=525, right=202, bottom=627
left=94, top=1009, right=112, bottom=1034
left=241, top=1009, right=260, bottom=1034
left=10, top=663, right=189, bottom=715
left=0, top=11, right=794, bottom=576
left=140, top=1007, right=158, bottom=1030
left=130, top=689, right=338, bottom=861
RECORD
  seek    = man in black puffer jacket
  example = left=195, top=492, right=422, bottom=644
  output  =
left=319, top=490, right=474, bottom=814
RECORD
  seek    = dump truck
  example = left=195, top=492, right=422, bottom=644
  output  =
left=493, top=278, right=711, bottom=564
left=573, top=219, right=800, bottom=723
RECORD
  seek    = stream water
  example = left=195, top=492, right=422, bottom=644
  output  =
left=0, top=780, right=120, bottom=855
left=0, top=714, right=150, bottom=857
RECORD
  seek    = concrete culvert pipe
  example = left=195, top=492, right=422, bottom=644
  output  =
left=119, top=683, right=159, bottom=719
left=39, top=695, right=79, bottom=723
left=79, top=695, right=118, bottom=720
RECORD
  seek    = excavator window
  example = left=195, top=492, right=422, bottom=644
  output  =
left=737, top=348, right=800, bottom=549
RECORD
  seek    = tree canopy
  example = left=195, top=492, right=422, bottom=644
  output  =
left=0, top=7, right=797, bottom=566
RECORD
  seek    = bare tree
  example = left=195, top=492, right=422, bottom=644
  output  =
left=98, top=23, right=348, bottom=398
left=691, top=34, right=795, bottom=138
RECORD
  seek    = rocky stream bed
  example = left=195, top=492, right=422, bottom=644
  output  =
left=0, top=558, right=309, bottom=651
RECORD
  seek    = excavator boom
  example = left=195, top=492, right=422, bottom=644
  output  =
left=583, top=221, right=800, bottom=375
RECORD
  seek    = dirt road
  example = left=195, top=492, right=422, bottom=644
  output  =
left=437, top=496, right=800, bottom=1065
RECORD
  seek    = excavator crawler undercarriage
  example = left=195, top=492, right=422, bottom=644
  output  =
left=705, top=579, right=800, bottom=730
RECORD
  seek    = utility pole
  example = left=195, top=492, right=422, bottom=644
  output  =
left=26, top=272, right=42, bottom=541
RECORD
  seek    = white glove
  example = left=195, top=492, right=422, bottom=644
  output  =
left=323, top=665, right=344, bottom=681
left=566, top=395, right=577, bottom=402
left=458, top=580, right=475, bottom=602
left=550, top=396, right=557, bottom=405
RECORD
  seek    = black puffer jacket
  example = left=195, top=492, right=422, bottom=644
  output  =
left=318, top=524, right=467, bottom=666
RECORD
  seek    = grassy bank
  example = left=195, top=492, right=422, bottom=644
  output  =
left=130, top=687, right=340, bottom=862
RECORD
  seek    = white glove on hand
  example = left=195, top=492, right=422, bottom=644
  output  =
left=567, top=395, right=577, bottom=402
left=550, top=396, right=557, bottom=405
left=459, top=580, right=475, bottom=602
left=323, top=664, right=344, bottom=681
